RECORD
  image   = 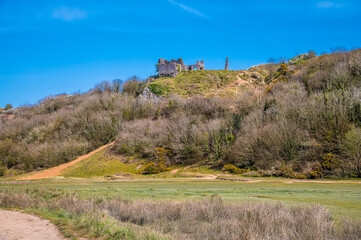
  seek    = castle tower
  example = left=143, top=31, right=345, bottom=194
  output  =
left=225, top=57, right=229, bottom=70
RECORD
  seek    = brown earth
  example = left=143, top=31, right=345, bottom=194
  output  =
left=18, top=141, right=116, bottom=180
left=170, top=169, right=179, bottom=174
left=0, top=209, right=66, bottom=240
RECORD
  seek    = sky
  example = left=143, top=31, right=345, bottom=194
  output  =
left=1, top=0, right=361, bottom=107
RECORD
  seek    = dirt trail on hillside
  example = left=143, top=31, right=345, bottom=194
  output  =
left=18, top=141, right=116, bottom=180
left=0, top=209, right=66, bottom=240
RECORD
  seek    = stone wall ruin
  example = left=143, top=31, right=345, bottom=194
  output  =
left=157, top=58, right=205, bottom=77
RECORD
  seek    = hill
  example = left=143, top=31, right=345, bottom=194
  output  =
left=1, top=49, right=361, bottom=179
left=147, top=69, right=264, bottom=97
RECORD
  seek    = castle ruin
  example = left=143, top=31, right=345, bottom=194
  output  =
left=157, top=58, right=205, bottom=77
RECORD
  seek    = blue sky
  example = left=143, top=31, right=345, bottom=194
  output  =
left=1, top=0, right=361, bottom=107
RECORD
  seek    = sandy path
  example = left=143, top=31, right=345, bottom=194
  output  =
left=170, top=169, right=179, bottom=174
left=18, top=141, right=116, bottom=180
left=0, top=209, right=65, bottom=240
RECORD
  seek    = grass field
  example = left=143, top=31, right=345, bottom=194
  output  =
left=2, top=152, right=361, bottom=239
left=1, top=178, right=360, bottom=222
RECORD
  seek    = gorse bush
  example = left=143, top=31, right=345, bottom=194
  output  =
left=0, top=49, right=360, bottom=178
left=136, top=148, right=171, bottom=174
left=223, top=164, right=249, bottom=174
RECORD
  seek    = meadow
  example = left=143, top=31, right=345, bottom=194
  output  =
left=0, top=178, right=360, bottom=239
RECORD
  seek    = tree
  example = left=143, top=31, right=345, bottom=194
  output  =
left=308, top=50, right=316, bottom=59
left=267, top=57, right=276, bottom=64
left=122, top=76, right=143, bottom=96
left=5, top=104, right=12, bottom=110
left=265, top=58, right=278, bottom=83
left=94, top=81, right=112, bottom=93
left=112, top=79, right=123, bottom=93
left=342, top=127, right=361, bottom=177
left=94, top=79, right=123, bottom=93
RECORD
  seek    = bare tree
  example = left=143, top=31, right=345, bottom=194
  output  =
left=342, top=127, right=361, bottom=177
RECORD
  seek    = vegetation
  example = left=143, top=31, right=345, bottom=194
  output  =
left=2, top=179, right=360, bottom=219
left=122, top=76, right=145, bottom=97
left=0, top=49, right=361, bottom=179
left=148, top=70, right=239, bottom=96
left=136, top=148, right=171, bottom=174
left=5, top=104, right=12, bottom=110
left=223, top=163, right=249, bottom=174
left=0, top=184, right=360, bottom=239
left=61, top=150, right=138, bottom=178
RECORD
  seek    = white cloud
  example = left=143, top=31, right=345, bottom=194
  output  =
left=317, top=1, right=343, bottom=9
left=52, top=7, right=87, bottom=22
left=167, top=0, right=208, bottom=19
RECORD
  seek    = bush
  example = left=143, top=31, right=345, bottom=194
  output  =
left=0, top=162, right=6, bottom=176
left=223, top=164, right=249, bottom=174
left=136, top=161, right=170, bottom=174
left=5, top=104, right=12, bottom=110
left=148, top=83, right=169, bottom=96
left=122, top=76, right=144, bottom=96
left=342, top=127, right=361, bottom=177
left=224, top=163, right=241, bottom=173
left=136, top=148, right=171, bottom=174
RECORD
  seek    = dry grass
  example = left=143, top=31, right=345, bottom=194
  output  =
left=0, top=188, right=360, bottom=240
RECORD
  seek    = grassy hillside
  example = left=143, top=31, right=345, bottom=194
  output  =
left=148, top=69, right=265, bottom=97
left=60, top=150, right=138, bottom=178
left=1, top=49, right=360, bottom=179
left=148, top=70, right=240, bottom=96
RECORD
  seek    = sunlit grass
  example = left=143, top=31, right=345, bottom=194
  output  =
left=2, top=179, right=360, bottom=221
left=61, top=150, right=138, bottom=178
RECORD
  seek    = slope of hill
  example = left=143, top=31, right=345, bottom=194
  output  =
left=1, top=49, right=360, bottom=179
left=147, top=69, right=265, bottom=97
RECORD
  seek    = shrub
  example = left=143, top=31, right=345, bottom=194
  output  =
left=224, top=163, right=241, bottom=173
left=308, top=153, right=335, bottom=179
left=136, top=148, right=171, bottom=174
left=148, top=83, right=169, bottom=96
left=342, top=127, right=361, bottom=177
left=294, top=174, right=307, bottom=179
left=223, top=164, right=249, bottom=174
left=0, top=162, right=6, bottom=176
left=5, top=104, right=12, bottom=110
left=122, top=76, right=144, bottom=96
left=136, top=161, right=170, bottom=175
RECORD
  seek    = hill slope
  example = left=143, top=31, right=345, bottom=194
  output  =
left=1, top=49, right=361, bottom=179
left=148, top=69, right=266, bottom=97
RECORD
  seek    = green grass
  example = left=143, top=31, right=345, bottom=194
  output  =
left=2, top=179, right=360, bottom=222
left=149, top=70, right=239, bottom=96
left=61, top=150, right=138, bottom=178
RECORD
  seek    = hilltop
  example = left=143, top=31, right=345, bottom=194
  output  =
left=0, top=49, right=360, bottom=179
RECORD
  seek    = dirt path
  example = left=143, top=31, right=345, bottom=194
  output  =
left=18, top=141, right=116, bottom=180
left=0, top=209, right=65, bottom=240
left=170, top=169, right=179, bottom=174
